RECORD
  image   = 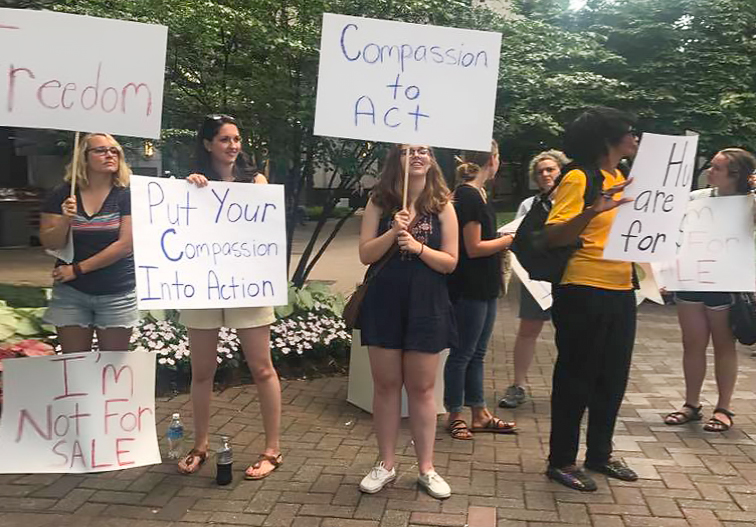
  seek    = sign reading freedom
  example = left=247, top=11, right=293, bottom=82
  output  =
left=0, top=8, right=167, bottom=138
left=0, top=352, right=161, bottom=474
left=130, top=176, right=288, bottom=310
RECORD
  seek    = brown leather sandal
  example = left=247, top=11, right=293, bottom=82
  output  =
left=177, top=449, right=208, bottom=475
left=703, top=408, right=734, bottom=432
left=447, top=419, right=473, bottom=440
left=245, top=452, right=283, bottom=480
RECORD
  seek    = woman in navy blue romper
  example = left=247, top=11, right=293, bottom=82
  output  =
left=357, top=144, right=458, bottom=499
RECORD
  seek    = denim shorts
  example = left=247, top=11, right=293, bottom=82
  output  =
left=179, top=307, right=275, bottom=330
left=43, top=284, right=139, bottom=329
left=674, top=291, right=733, bottom=311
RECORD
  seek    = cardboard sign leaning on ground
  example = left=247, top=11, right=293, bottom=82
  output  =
left=314, top=13, right=502, bottom=151
left=130, top=176, right=288, bottom=310
left=604, top=133, right=699, bottom=262
left=0, top=8, right=167, bottom=138
left=0, top=352, right=160, bottom=474
left=652, top=196, right=756, bottom=292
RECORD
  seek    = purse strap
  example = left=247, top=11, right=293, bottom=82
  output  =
left=364, top=213, right=423, bottom=284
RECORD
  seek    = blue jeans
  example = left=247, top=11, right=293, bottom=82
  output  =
left=443, top=297, right=497, bottom=413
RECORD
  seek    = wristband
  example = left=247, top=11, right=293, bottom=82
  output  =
left=72, top=263, right=83, bottom=277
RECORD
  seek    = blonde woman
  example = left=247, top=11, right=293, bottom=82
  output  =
left=500, top=149, right=568, bottom=408
left=40, top=133, right=136, bottom=353
left=357, top=144, right=458, bottom=499
left=444, top=140, right=516, bottom=440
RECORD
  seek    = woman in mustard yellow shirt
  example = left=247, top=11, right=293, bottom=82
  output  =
left=543, top=107, right=639, bottom=491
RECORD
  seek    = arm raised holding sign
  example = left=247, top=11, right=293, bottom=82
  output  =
left=356, top=144, right=457, bottom=499
left=176, top=114, right=283, bottom=482
left=39, top=133, right=137, bottom=354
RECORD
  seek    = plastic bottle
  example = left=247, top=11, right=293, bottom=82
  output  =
left=166, top=413, right=184, bottom=460
left=216, top=436, right=233, bottom=485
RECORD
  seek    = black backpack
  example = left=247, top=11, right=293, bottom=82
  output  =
left=511, top=163, right=605, bottom=284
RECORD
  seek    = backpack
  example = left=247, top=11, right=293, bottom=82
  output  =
left=511, top=163, right=605, bottom=284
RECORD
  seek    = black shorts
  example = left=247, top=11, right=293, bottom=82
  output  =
left=674, top=291, right=733, bottom=310
left=519, top=286, right=551, bottom=321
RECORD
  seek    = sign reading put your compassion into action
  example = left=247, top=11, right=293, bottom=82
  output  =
left=130, top=176, right=288, bottom=310
left=314, top=13, right=502, bottom=151
left=604, top=133, right=699, bottom=262
left=0, top=8, right=167, bottom=138
left=0, top=352, right=160, bottom=474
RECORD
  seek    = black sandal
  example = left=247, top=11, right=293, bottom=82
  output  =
left=703, top=408, right=734, bottom=432
left=664, top=403, right=703, bottom=425
left=447, top=419, right=473, bottom=440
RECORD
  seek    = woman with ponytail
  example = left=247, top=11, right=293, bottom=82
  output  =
left=444, top=140, right=517, bottom=440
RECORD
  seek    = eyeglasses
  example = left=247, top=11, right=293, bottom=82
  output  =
left=87, top=146, right=120, bottom=156
left=400, top=147, right=430, bottom=157
left=206, top=113, right=236, bottom=123
left=627, top=128, right=640, bottom=139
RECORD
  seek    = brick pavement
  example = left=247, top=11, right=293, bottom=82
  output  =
left=1, top=298, right=755, bottom=526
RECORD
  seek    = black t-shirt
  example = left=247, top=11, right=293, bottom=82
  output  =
left=43, top=185, right=134, bottom=296
left=449, top=184, right=502, bottom=301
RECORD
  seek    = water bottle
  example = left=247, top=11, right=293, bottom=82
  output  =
left=166, top=413, right=184, bottom=460
left=216, top=436, right=233, bottom=485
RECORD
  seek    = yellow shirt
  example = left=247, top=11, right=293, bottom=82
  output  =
left=546, top=168, right=633, bottom=290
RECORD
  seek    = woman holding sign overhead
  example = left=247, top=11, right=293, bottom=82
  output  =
left=663, top=148, right=756, bottom=432
left=40, top=133, right=137, bottom=353
left=357, top=144, right=458, bottom=499
left=177, top=114, right=283, bottom=480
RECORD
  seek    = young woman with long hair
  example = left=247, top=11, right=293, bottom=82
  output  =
left=357, top=144, right=458, bottom=499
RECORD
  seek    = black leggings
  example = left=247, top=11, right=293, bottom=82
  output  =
left=548, top=284, right=636, bottom=468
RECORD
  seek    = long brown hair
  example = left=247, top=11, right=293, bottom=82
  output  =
left=370, top=144, right=450, bottom=215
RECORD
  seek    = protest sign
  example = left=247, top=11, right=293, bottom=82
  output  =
left=0, top=352, right=160, bottom=474
left=314, top=13, right=501, bottom=151
left=130, top=176, right=288, bottom=310
left=604, top=133, right=698, bottom=262
left=0, top=8, right=166, bottom=138
left=652, top=196, right=755, bottom=291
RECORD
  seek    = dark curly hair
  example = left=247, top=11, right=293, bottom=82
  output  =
left=563, top=107, right=636, bottom=165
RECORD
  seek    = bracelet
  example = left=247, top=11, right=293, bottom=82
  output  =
left=72, top=262, right=83, bottom=277
left=419, top=244, right=425, bottom=256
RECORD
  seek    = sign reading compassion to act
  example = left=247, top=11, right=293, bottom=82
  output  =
left=0, top=352, right=160, bottom=474
left=0, top=8, right=167, bottom=138
left=130, top=176, right=288, bottom=310
left=314, top=13, right=502, bottom=151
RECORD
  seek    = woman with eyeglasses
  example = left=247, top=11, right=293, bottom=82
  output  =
left=357, top=144, right=458, bottom=499
left=663, top=148, right=756, bottom=433
left=543, top=107, right=639, bottom=491
left=40, top=133, right=137, bottom=353
left=177, top=114, right=283, bottom=480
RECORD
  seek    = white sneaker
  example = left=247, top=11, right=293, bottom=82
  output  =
left=417, top=470, right=451, bottom=499
left=359, top=462, right=396, bottom=494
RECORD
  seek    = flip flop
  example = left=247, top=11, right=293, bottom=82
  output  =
left=177, top=449, right=208, bottom=475
left=245, top=452, right=283, bottom=480
left=471, top=416, right=517, bottom=434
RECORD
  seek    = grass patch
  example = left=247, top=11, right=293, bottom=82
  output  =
left=0, top=284, right=48, bottom=307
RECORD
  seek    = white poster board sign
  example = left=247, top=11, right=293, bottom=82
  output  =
left=498, top=217, right=552, bottom=310
left=652, top=196, right=755, bottom=291
left=130, top=176, right=288, bottom=309
left=314, top=13, right=501, bottom=151
left=0, top=352, right=160, bottom=474
left=604, top=133, right=698, bottom=262
left=0, top=8, right=166, bottom=138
